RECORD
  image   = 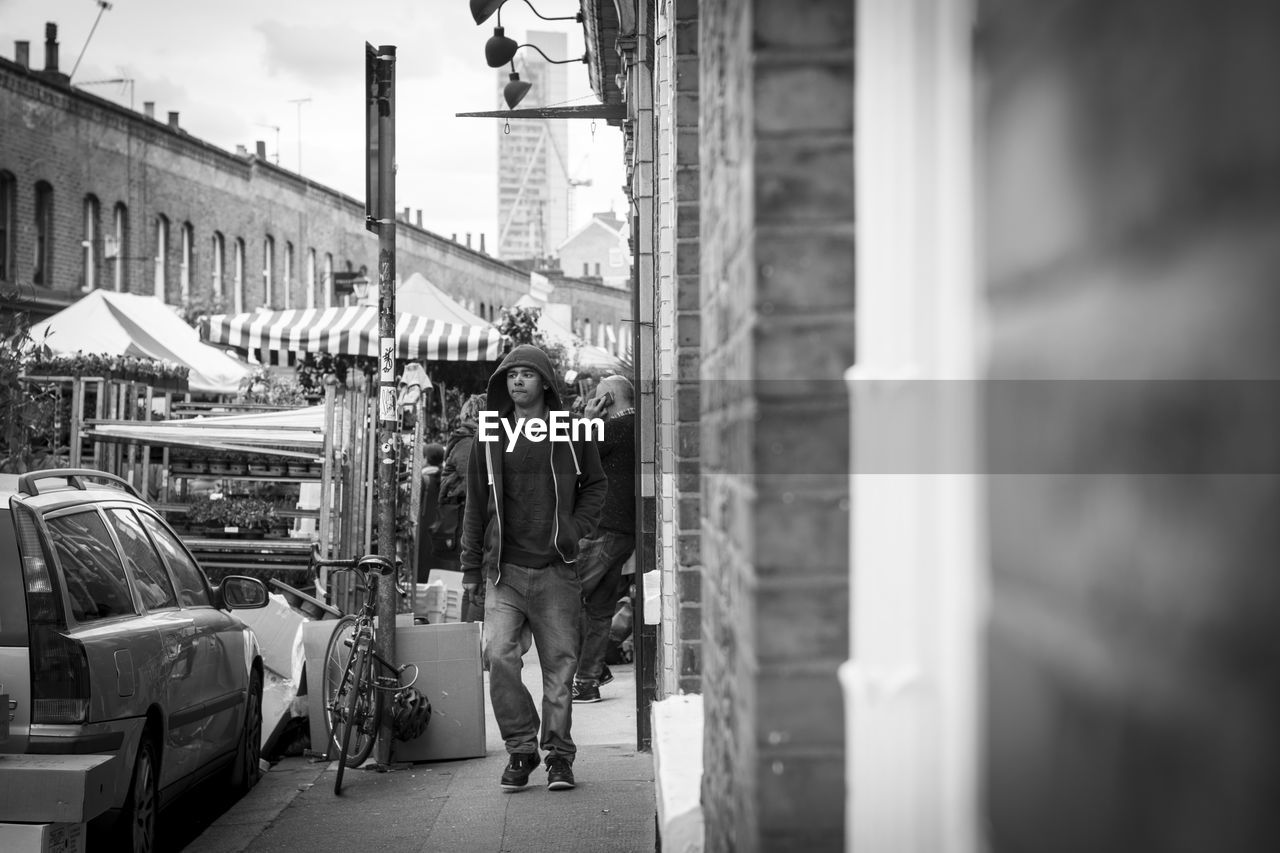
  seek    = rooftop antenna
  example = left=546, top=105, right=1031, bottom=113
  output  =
left=69, top=1, right=114, bottom=81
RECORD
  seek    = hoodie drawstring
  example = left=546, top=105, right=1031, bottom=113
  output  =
left=567, top=439, right=582, bottom=476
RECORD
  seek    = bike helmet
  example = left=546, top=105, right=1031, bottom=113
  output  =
left=391, top=686, right=432, bottom=741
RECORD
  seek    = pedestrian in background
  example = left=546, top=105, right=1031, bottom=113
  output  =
left=438, top=393, right=486, bottom=620
left=415, top=442, right=446, bottom=583
left=571, top=375, right=637, bottom=703
left=460, top=344, right=606, bottom=792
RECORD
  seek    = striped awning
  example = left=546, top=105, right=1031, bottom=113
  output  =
left=206, top=306, right=504, bottom=362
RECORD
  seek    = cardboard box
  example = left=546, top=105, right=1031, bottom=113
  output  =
left=302, top=612, right=463, bottom=758
left=233, top=593, right=306, bottom=678
left=0, top=821, right=85, bottom=853
left=0, top=754, right=116, bottom=823
left=392, top=622, right=486, bottom=762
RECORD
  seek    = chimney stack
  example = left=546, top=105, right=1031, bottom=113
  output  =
left=416, top=209, right=422, bottom=228
left=236, top=144, right=249, bottom=157
left=167, top=111, right=180, bottom=129
left=143, top=101, right=155, bottom=119
left=256, top=140, right=267, bottom=159
left=15, top=41, right=29, bottom=69
left=479, top=233, right=487, bottom=253
left=43, top=23, right=58, bottom=73
left=401, top=206, right=410, bottom=222
left=466, top=233, right=472, bottom=248
left=451, top=233, right=457, bottom=242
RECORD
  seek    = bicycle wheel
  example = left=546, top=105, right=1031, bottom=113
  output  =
left=325, top=626, right=383, bottom=769
left=321, top=615, right=358, bottom=754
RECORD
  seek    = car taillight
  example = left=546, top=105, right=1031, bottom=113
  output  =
left=13, top=504, right=90, bottom=724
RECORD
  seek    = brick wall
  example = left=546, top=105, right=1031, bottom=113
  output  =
left=981, top=1, right=1280, bottom=851
left=698, top=0, right=854, bottom=850
left=0, top=60, right=527, bottom=319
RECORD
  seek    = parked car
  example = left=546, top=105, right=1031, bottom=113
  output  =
left=0, top=469, right=268, bottom=851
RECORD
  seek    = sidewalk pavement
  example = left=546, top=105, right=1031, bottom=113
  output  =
left=184, top=651, right=655, bottom=853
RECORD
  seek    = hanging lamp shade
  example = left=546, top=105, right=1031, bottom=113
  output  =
left=504, top=73, right=532, bottom=109
left=471, top=0, right=507, bottom=25
left=485, top=26, right=520, bottom=67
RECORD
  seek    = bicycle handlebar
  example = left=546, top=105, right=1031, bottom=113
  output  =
left=308, top=545, right=396, bottom=576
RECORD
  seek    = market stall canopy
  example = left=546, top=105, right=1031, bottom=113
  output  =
left=514, top=294, right=623, bottom=371
left=29, top=291, right=254, bottom=396
left=396, top=273, right=492, bottom=328
left=206, top=306, right=503, bottom=361
left=85, top=405, right=325, bottom=459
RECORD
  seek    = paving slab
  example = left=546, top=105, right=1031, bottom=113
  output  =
left=181, top=647, right=655, bottom=853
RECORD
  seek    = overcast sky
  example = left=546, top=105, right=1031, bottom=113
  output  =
left=0, top=0, right=627, bottom=246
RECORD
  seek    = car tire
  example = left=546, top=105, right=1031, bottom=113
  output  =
left=231, top=670, right=264, bottom=793
left=118, top=733, right=160, bottom=853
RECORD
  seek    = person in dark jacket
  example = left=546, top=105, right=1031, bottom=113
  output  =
left=570, top=375, right=636, bottom=703
left=438, top=394, right=485, bottom=620
left=461, top=344, right=606, bottom=793
left=415, top=443, right=446, bottom=583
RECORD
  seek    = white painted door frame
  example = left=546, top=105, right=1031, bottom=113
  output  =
left=843, top=0, right=985, bottom=850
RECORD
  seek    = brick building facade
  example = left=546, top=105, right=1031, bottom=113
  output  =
left=0, top=31, right=528, bottom=324
left=588, top=0, right=1280, bottom=851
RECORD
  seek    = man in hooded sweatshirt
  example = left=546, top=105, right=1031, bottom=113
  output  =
left=461, top=343, right=607, bottom=792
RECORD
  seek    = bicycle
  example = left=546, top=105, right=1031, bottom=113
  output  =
left=311, top=547, right=420, bottom=795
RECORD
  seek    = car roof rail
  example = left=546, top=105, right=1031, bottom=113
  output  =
left=17, top=468, right=142, bottom=500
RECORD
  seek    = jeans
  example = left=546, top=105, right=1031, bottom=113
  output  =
left=484, top=561, right=582, bottom=760
left=574, top=530, right=635, bottom=684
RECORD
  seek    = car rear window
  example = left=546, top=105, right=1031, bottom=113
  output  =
left=46, top=510, right=137, bottom=623
left=0, top=507, right=29, bottom=646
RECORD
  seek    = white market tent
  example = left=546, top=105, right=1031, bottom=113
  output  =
left=30, top=291, right=254, bottom=395
left=514, top=294, right=623, bottom=371
left=85, top=405, right=325, bottom=460
left=395, top=272, right=492, bottom=328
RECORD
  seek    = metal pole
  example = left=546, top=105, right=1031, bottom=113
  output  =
left=373, top=44, right=398, bottom=768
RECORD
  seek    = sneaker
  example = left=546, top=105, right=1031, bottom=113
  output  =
left=546, top=755, right=576, bottom=790
left=600, top=665, right=614, bottom=686
left=572, top=681, right=601, bottom=703
left=500, top=751, right=540, bottom=791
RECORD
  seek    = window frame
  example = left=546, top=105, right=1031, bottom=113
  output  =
left=153, top=213, right=170, bottom=300
left=0, top=171, right=14, bottom=283
left=43, top=506, right=139, bottom=626
left=34, top=181, right=53, bottom=286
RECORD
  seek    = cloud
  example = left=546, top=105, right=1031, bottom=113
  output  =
left=255, top=20, right=369, bottom=85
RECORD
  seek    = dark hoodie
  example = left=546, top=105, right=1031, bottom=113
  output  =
left=460, top=344, right=607, bottom=586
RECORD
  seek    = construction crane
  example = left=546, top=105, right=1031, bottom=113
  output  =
left=498, top=119, right=592, bottom=257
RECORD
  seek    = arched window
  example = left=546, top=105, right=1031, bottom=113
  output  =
left=263, top=235, right=275, bottom=307
left=323, top=253, right=334, bottom=309
left=211, top=232, right=225, bottom=300
left=153, top=213, right=169, bottom=299
left=34, top=181, right=53, bottom=286
left=180, top=222, right=194, bottom=302
left=110, top=203, right=128, bottom=291
left=82, top=195, right=101, bottom=292
left=305, top=248, right=316, bottom=309
left=0, top=171, right=14, bottom=283
left=233, top=237, right=245, bottom=312
left=283, top=241, right=294, bottom=309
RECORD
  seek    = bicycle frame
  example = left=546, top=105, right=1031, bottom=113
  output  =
left=314, top=552, right=408, bottom=794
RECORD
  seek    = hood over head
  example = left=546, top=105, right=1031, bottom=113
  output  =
left=485, top=343, right=563, bottom=416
